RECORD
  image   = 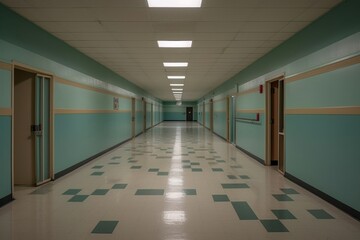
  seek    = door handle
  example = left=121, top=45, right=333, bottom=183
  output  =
left=31, top=124, right=42, bottom=136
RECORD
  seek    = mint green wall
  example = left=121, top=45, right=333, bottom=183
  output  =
left=0, top=68, right=11, bottom=199
left=0, top=116, right=11, bottom=199
left=55, top=113, right=131, bottom=173
left=146, top=102, right=152, bottom=129
left=0, top=70, right=11, bottom=108
left=163, top=101, right=197, bottom=121
left=204, top=103, right=211, bottom=128
left=197, top=0, right=360, bottom=213
left=213, top=99, right=227, bottom=139
left=197, top=103, right=203, bottom=125
left=135, top=99, right=144, bottom=135
left=235, top=92, right=265, bottom=161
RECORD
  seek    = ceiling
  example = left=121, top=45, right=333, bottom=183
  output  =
left=0, top=0, right=342, bottom=101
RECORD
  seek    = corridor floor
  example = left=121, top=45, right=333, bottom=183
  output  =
left=0, top=122, right=359, bottom=240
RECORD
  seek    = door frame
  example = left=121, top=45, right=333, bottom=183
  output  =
left=186, top=107, right=193, bottom=121
left=131, top=98, right=135, bottom=138
left=12, top=63, right=54, bottom=193
left=265, top=75, right=285, bottom=173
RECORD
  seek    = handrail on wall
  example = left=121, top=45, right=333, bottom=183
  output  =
left=236, top=113, right=260, bottom=122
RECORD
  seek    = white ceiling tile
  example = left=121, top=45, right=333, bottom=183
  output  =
left=102, top=22, right=154, bottom=33
left=229, top=40, right=265, bottom=48
left=235, top=32, right=274, bottom=40
left=238, top=22, right=288, bottom=32
left=35, top=21, right=104, bottom=33
left=91, top=8, right=148, bottom=21
left=280, top=21, right=311, bottom=32
left=293, top=8, right=331, bottom=21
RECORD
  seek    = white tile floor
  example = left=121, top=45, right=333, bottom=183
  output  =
left=0, top=122, right=359, bottom=240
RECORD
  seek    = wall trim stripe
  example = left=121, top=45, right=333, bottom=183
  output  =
left=286, top=54, right=360, bottom=83
left=285, top=106, right=360, bottom=115
left=0, top=108, right=12, bottom=116
left=236, top=109, right=265, bottom=113
left=0, top=61, right=12, bottom=71
left=54, top=109, right=131, bottom=114
left=55, top=77, right=132, bottom=100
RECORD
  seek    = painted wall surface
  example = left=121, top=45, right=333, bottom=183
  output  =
left=135, top=99, right=143, bottom=135
left=146, top=102, right=152, bottom=129
left=197, top=0, right=360, bottom=213
left=0, top=4, right=162, bottom=199
left=235, top=91, right=265, bottom=161
left=204, top=103, right=211, bottom=129
left=197, top=103, right=203, bottom=125
left=0, top=69, right=12, bottom=199
left=55, top=81, right=133, bottom=173
left=213, top=98, right=227, bottom=139
left=163, top=102, right=197, bottom=121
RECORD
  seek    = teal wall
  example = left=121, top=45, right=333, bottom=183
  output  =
left=213, top=99, right=227, bottom=139
left=0, top=116, right=11, bottom=199
left=135, top=99, right=144, bottom=135
left=204, top=102, right=211, bottom=129
left=146, top=102, right=152, bottom=129
left=0, top=68, right=12, bottom=200
left=235, top=92, right=265, bottom=161
left=163, top=101, right=197, bottom=121
left=0, top=3, right=162, bottom=199
left=197, top=0, right=360, bottom=214
left=197, top=103, right=203, bottom=125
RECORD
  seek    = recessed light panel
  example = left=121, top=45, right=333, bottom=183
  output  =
left=172, top=88, right=183, bottom=91
left=168, top=76, right=185, bottom=79
left=163, top=62, right=188, bottom=67
left=170, top=84, right=184, bottom=87
left=158, top=41, right=192, bottom=48
left=147, top=0, right=202, bottom=8
left=173, top=92, right=183, bottom=94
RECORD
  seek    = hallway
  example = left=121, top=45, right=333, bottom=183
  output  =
left=0, top=122, right=359, bottom=240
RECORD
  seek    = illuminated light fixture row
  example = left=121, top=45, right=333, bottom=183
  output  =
left=158, top=40, right=192, bottom=48
left=163, top=62, right=188, bottom=67
left=147, top=0, right=202, bottom=8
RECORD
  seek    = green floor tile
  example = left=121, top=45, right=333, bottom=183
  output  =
left=111, top=156, right=121, bottom=160
left=216, top=160, right=226, bottom=163
left=239, top=175, right=250, bottom=179
left=63, top=189, right=82, bottom=195
left=191, top=168, right=203, bottom=172
left=196, top=156, right=205, bottom=158
left=135, top=189, right=164, bottom=195
left=130, top=166, right=142, bottom=169
left=260, top=219, right=289, bottom=232
left=183, top=165, right=191, bottom=169
left=281, top=188, right=299, bottom=194
left=307, top=209, right=334, bottom=219
left=227, top=175, right=237, bottom=179
left=212, top=194, right=230, bottom=202
left=190, top=162, right=200, bottom=165
left=91, top=172, right=104, bottom=176
left=206, top=158, right=215, bottom=160
left=92, top=166, right=104, bottom=169
left=222, top=183, right=249, bottom=189
left=128, top=160, right=138, bottom=163
left=272, top=194, right=293, bottom=201
left=108, top=162, right=120, bottom=165
left=91, top=189, right=109, bottom=195
left=30, top=187, right=51, bottom=195
left=231, top=201, right=258, bottom=220
left=183, top=189, right=197, bottom=195
left=112, top=184, right=127, bottom=189
left=92, top=220, right=119, bottom=234
left=230, top=165, right=242, bottom=168
left=208, top=162, right=217, bottom=165
left=148, top=168, right=159, bottom=172
left=212, top=168, right=223, bottom=172
left=68, top=195, right=89, bottom=202
left=182, top=160, right=191, bottom=163
left=157, top=172, right=169, bottom=176
left=272, top=210, right=297, bottom=219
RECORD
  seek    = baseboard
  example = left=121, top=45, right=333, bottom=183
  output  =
left=213, top=132, right=228, bottom=142
left=0, top=194, right=13, bottom=208
left=235, top=145, right=265, bottom=165
left=271, top=160, right=278, bottom=165
left=54, top=138, right=132, bottom=179
left=285, top=172, right=360, bottom=221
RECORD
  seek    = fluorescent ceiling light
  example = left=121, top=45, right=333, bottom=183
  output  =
left=172, top=88, right=183, bottom=91
left=170, top=84, right=184, bottom=87
left=168, top=76, right=185, bottom=79
left=173, top=92, right=183, bottom=94
left=147, top=0, right=202, bottom=8
left=163, top=62, right=188, bottom=67
left=158, top=41, right=192, bottom=48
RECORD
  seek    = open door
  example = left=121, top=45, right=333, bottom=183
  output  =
left=14, top=68, right=52, bottom=188
left=186, top=107, right=193, bottom=121
left=266, top=77, right=285, bottom=173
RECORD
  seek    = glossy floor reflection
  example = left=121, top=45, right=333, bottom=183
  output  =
left=0, top=122, right=359, bottom=240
